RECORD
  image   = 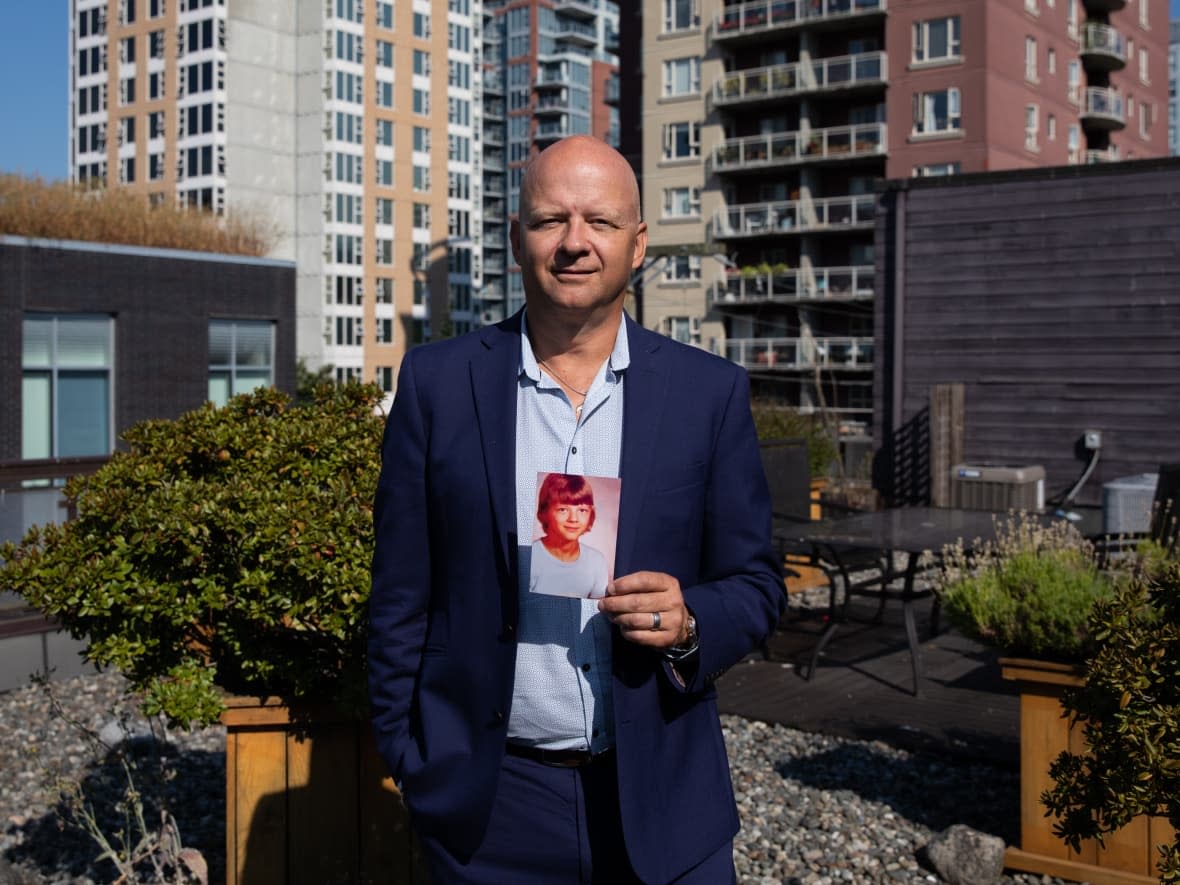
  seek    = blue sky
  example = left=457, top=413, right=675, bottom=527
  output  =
left=2, top=1, right=1179, bottom=181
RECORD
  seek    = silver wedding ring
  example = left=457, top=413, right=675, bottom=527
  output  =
left=650, top=611, right=661, bottom=631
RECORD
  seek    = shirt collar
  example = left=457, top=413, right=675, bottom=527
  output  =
left=519, top=310, right=631, bottom=382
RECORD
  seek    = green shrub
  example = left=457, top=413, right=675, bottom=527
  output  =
left=750, top=401, right=838, bottom=478
left=936, top=514, right=1116, bottom=660
left=0, top=384, right=385, bottom=728
left=1042, top=559, right=1180, bottom=883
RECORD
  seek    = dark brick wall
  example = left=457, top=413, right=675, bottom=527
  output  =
left=0, top=238, right=296, bottom=461
left=873, top=158, right=1180, bottom=508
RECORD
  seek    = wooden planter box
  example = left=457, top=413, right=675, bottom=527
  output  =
left=1000, top=658, right=1176, bottom=885
left=221, top=697, right=430, bottom=885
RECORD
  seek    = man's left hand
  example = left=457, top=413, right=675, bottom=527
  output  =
left=598, top=571, right=691, bottom=649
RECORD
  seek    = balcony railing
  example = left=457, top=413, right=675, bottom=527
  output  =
left=1079, top=86, right=1125, bottom=128
left=710, top=265, right=874, bottom=305
left=1080, top=22, right=1126, bottom=68
left=480, top=283, right=506, bottom=302
left=483, top=72, right=504, bottom=94
left=536, top=120, right=570, bottom=140
left=484, top=149, right=505, bottom=170
left=536, top=95, right=572, bottom=114
left=714, top=195, right=875, bottom=238
left=713, top=52, right=886, bottom=106
left=551, top=19, right=597, bottom=44
left=484, top=231, right=507, bottom=250
left=604, top=75, right=620, bottom=105
left=715, top=0, right=886, bottom=38
left=550, top=0, right=600, bottom=20
left=484, top=199, right=506, bottom=220
left=1083, top=147, right=1119, bottom=164
left=723, top=336, right=874, bottom=371
left=484, top=99, right=506, bottom=119
left=712, top=123, right=886, bottom=171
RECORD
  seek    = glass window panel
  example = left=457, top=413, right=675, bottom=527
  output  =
left=232, top=371, right=271, bottom=396
left=55, top=317, right=111, bottom=367
left=234, top=323, right=272, bottom=367
left=208, top=373, right=230, bottom=407
left=209, top=321, right=233, bottom=365
left=21, top=374, right=52, bottom=459
left=22, top=317, right=53, bottom=367
left=57, top=372, right=109, bottom=456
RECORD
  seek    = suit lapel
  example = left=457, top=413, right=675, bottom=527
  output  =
left=471, top=320, right=520, bottom=578
left=615, top=318, right=668, bottom=575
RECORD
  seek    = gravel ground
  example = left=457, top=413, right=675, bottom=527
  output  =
left=1, top=670, right=1070, bottom=885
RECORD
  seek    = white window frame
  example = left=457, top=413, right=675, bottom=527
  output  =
left=662, top=186, right=701, bottom=219
left=1140, top=102, right=1151, bottom=139
left=1024, top=0, right=1038, bottom=14
left=912, top=162, right=960, bottom=177
left=662, top=315, right=701, bottom=346
left=912, top=87, right=961, bottom=135
left=1025, top=36, right=1038, bottom=82
left=1047, top=47, right=1056, bottom=76
left=1066, top=0, right=1078, bottom=40
left=1025, top=104, right=1039, bottom=151
left=1139, top=48, right=1149, bottom=84
left=662, top=121, right=700, bottom=160
left=662, top=57, right=700, bottom=97
left=663, top=254, right=702, bottom=282
left=663, top=0, right=699, bottom=32
left=1047, top=113, right=1056, bottom=141
left=912, top=16, right=961, bottom=64
left=1067, top=61, right=1081, bottom=104
left=1139, top=0, right=1148, bottom=29
left=1067, top=124, right=1080, bottom=163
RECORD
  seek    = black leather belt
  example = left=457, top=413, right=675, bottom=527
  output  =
left=505, top=742, right=614, bottom=768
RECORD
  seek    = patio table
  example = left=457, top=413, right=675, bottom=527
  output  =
left=781, top=506, right=1008, bottom=697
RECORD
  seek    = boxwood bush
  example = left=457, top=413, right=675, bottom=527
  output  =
left=1, top=383, right=385, bottom=727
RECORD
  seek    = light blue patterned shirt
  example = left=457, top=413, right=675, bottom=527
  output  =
left=507, top=311, right=627, bottom=753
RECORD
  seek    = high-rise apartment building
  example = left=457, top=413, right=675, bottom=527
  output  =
left=1170, top=18, right=1179, bottom=154
left=480, top=0, right=620, bottom=320
left=641, top=0, right=1170, bottom=436
left=68, top=0, right=619, bottom=400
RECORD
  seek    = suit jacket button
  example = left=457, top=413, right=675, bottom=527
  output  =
left=493, top=710, right=504, bottom=724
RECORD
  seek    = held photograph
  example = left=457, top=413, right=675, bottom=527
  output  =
left=529, top=472, right=621, bottom=600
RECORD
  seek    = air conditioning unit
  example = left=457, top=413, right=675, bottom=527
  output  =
left=950, top=464, right=1046, bottom=512
left=1102, top=473, right=1158, bottom=535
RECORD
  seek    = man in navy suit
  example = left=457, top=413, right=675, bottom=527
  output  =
left=369, top=136, right=783, bottom=883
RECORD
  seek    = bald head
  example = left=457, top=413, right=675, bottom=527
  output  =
left=520, top=136, right=642, bottom=225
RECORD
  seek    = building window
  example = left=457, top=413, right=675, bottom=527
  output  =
left=376, top=1, right=393, bottom=29
left=1140, top=102, right=1151, bottom=139
left=412, top=165, right=430, bottom=192
left=1047, top=113, right=1056, bottom=141
left=1024, top=0, right=1037, bottom=14
left=375, top=278, right=393, bottom=304
left=1047, top=47, right=1056, bottom=76
left=1138, top=0, right=1148, bottom=28
left=662, top=186, right=700, bottom=218
left=375, top=319, right=394, bottom=345
left=376, top=80, right=393, bottom=108
left=375, top=196, right=393, bottom=225
left=663, top=316, right=699, bottom=345
left=662, top=122, right=700, bottom=159
left=413, top=49, right=430, bottom=76
left=912, top=162, right=960, bottom=177
left=912, top=87, right=961, bottom=135
left=912, top=16, right=961, bottom=64
left=1025, top=37, right=1037, bottom=81
left=412, top=203, right=430, bottom=230
left=375, top=118, right=393, bottom=147
left=663, top=255, right=701, bottom=282
left=412, top=126, right=430, bottom=153
left=375, top=238, right=393, bottom=265
left=1025, top=104, right=1039, bottom=150
left=412, top=88, right=430, bottom=115
left=1067, top=0, right=1078, bottom=39
left=663, top=0, right=699, bottom=32
left=662, top=57, right=700, bottom=97
left=413, top=12, right=430, bottom=39
left=208, top=321, right=273, bottom=407
left=21, top=315, right=113, bottom=458
left=376, top=159, right=393, bottom=187
left=1067, top=60, right=1081, bottom=103
left=1138, top=48, right=1149, bottom=84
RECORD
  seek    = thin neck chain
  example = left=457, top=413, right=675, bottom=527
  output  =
left=538, top=359, right=590, bottom=398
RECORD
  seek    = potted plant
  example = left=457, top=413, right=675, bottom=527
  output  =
left=1, top=384, right=425, bottom=883
left=936, top=517, right=1170, bottom=884
left=1042, top=557, right=1180, bottom=884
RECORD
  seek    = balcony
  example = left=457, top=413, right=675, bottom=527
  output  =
left=710, top=265, right=874, bottom=306
left=480, top=282, right=506, bottom=302
left=550, top=0, right=600, bottom=21
left=483, top=127, right=504, bottom=147
left=723, top=336, right=874, bottom=371
left=1083, top=147, right=1119, bottom=163
left=483, top=257, right=507, bottom=275
left=484, top=231, right=507, bottom=250
left=714, top=195, right=875, bottom=239
left=535, top=95, right=572, bottom=116
left=1080, top=22, right=1126, bottom=71
left=535, top=120, right=570, bottom=143
left=1082, top=0, right=1125, bottom=11
left=483, top=148, right=505, bottom=171
left=1079, top=86, right=1125, bottom=130
left=484, top=99, right=506, bottom=120
left=712, top=52, right=887, bottom=108
left=484, top=199, right=506, bottom=222
left=714, top=0, right=887, bottom=42
left=536, top=68, right=570, bottom=88
left=483, top=73, right=504, bottom=96
left=484, top=174, right=506, bottom=198
left=712, top=124, right=886, bottom=172
left=552, top=19, right=597, bottom=47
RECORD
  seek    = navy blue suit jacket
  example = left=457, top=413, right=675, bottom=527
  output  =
left=368, top=313, right=783, bottom=884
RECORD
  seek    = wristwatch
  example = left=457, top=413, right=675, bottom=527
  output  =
left=665, top=612, right=699, bottom=661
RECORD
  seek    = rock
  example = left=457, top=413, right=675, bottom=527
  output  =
left=923, top=824, right=1005, bottom=885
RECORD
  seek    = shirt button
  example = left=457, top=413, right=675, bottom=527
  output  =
left=581, top=663, right=591, bottom=672
left=571, top=446, right=577, bottom=454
